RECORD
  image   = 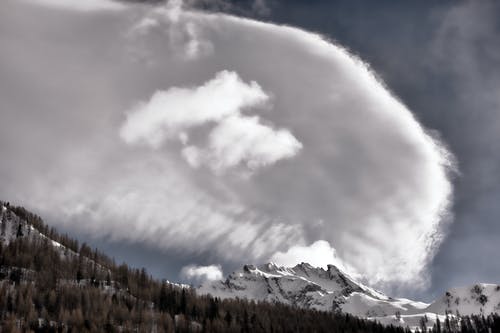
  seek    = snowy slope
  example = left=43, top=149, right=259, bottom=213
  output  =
left=199, top=262, right=427, bottom=317
left=425, top=283, right=500, bottom=315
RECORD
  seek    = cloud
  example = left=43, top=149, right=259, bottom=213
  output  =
left=121, top=70, right=302, bottom=173
left=0, top=0, right=454, bottom=292
left=128, top=2, right=214, bottom=61
left=269, top=240, right=357, bottom=276
left=182, top=115, right=302, bottom=172
left=181, top=264, right=223, bottom=283
left=20, top=0, right=126, bottom=11
left=120, top=70, right=269, bottom=148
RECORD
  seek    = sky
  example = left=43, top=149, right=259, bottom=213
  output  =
left=0, top=0, right=498, bottom=301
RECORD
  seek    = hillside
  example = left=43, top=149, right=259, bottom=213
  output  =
left=426, top=284, right=500, bottom=316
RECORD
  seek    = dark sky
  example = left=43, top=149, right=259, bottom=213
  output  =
left=1, top=0, right=499, bottom=302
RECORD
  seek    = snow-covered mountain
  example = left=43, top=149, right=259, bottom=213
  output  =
left=199, top=262, right=427, bottom=317
left=199, top=263, right=500, bottom=330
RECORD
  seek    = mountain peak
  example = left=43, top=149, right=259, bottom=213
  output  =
left=199, top=262, right=428, bottom=320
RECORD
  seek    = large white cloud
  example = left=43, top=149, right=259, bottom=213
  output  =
left=0, top=0, right=454, bottom=291
left=120, top=70, right=302, bottom=173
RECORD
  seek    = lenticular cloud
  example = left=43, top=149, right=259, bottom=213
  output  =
left=0, top=0, right=453, bottom=291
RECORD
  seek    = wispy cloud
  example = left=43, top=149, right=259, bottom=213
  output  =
left=128, top=1, right=214, bottom=61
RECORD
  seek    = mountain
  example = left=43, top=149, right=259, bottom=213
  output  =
left=199, top=262, right=427, bottom=317
left=199, top=263, right=500, bottom=330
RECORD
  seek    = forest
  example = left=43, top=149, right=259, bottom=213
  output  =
left=1, top=202, right=499, bottom=333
